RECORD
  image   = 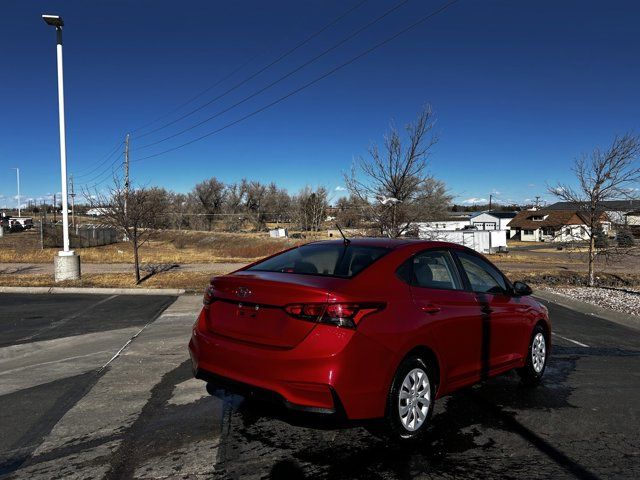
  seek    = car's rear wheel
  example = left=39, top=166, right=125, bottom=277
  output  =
left=205, top=382, right=218, bottom=396
left=518, top=324, right=548, bottom=385
left=384, top=356, right=435, bottom=441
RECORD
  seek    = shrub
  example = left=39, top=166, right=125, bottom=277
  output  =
left=171, top=234, right=190, bottom=250
left=616, top=229, right=635, bottom=247
left=594, top=228, right=609, bottom=248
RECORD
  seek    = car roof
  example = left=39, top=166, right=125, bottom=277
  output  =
left=307, top=237, right=466, bottom=250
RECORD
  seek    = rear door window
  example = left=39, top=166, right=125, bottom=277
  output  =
left=455, top=250, right=507, bottom=294
left=397, top=250, right=462, bottom=290
left=247, top=243, right=389, bottom=278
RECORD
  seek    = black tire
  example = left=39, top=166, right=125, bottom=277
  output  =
left=518, top=324, right=548, bottom=386
left=205, top=381, right=219, bottom=396
left=383, top=356, right=436, bottom=442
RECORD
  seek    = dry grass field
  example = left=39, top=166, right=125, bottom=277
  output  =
left=0, top=271, right=217, bottom=290
left=1, top=229, right=638, bottom=289
left=0, top=229, right=307, bottom=264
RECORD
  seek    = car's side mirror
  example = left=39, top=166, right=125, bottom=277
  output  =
left=513, top=281, right=532, bottom=296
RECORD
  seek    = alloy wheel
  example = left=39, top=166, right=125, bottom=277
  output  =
left=531, top=332, right=546, bottom=373
left=398, top=368, right=431, bottom=432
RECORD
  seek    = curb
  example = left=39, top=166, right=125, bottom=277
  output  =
left=534, top=289, right=640, bottom=332
left=0, top=286, right=186, bottom=296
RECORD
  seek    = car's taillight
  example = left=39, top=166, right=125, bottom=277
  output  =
left=203, top=284, right=216, bottom=309
left=284, top=302, right=385, bottom=329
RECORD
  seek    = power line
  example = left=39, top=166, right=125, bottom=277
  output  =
left=124, top=133, right=130, bottom=217
left=73, top=139, right=123, bottom=179
left=80, top=165, right=123, bottom=193
left=133, top=0, right=370, bottom=141
left=66, top=0, right=370, bottom=189
left=76, top=152, right=124, bottom=189
left=135, top=0, right=409, bottom=151
left=129, top=54, right=260, bottom=135
left=133, top=0, right=461, bottom=163
left=80, top=165, right=123, bottom=191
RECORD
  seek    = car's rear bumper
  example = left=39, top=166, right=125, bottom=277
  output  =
left=188, top=310, right=394, bottom=419
left=193, top=366, right=342, bottom=415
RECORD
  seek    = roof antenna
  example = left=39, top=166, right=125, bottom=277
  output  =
left=335, top=223, right=351, bottom=246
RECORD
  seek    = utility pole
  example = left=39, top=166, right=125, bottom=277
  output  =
left=124, top=133, right=130, bottom=218
left=53, top=193, right=57, bottom=223
left=69, top=174, right=76, bottom=228
left=489, top=194, right=492, bottom=211
left=12, top=168, right=20, bottom=217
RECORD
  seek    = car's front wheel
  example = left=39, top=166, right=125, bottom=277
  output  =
left=518, top=324, right=548, bottom=385
left=384, top=356, right=435, bottom=441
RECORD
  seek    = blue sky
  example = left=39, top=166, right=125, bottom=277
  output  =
left=1, top=0, right=639, bottom=209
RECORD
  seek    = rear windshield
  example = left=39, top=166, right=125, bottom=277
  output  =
left=246, top=243, right=389, bottom=278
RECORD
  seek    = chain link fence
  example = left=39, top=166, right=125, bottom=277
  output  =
left=41, top=222, right=119, bottom=248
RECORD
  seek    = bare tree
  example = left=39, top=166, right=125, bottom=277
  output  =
left=345, top=105, right=452, bottom=237
left=192, top=177, right=226, bottom=231
left=335, top=195, right=368, bottom=228
left=295, top=186, right=329, bottom=232
left=549, top=133, right=640, bottom=286
left=232, top=180, right=292, bottom=231
left=263, top=182, right=293, bottom=226
left=85, top=179, right=168, bottom=283
left=217, top=182, right=241, bottom=231
left=167, top=192, right=189, bottom=230
left=242, top=180, right=269, bottom=231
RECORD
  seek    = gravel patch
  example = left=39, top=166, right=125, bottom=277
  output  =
left=544, top=286, right=640, bottom=317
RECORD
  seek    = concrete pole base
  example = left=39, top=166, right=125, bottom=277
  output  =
left=54, top=252, right=81, bottom=282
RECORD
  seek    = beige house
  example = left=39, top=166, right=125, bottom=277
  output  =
left=547, top=200, right=640, bottom=226
left=508, top=209, right=610, bottom=242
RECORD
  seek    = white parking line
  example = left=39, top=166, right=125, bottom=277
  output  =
left=99, top=323, right=149, bottom=371
left=0, top=350, right=111, bottom=376
left=552, top=332, right=589, bottom=348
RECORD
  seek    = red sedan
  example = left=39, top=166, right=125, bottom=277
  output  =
left=189, top=238, right=550, bottom=440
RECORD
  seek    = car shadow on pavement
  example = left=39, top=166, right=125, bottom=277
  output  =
left=212, top=349, right=616, bottom=480
left=103, top=359, right=220, bottom=480
left=8, top=360, right=220, bottom=479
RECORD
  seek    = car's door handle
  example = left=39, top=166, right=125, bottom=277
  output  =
left=421, top=305, right=441, bottom=314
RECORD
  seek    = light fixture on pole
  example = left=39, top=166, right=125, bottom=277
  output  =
left=43, top=13, right=81, bottom=281
left=11, top=168, right=20, bottom=217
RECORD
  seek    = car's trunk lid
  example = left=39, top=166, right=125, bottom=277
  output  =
left=205, top=271, right=344, bottom=348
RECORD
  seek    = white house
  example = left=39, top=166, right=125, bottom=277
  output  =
left=470, top=211, right=518, bottom=238
left=416, top=219, right=470, bottom=232
left=625, top=210, right=640, bottom=226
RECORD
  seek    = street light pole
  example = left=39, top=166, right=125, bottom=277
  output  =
left=54, top=22, right=70, bottom=253
left=12, top=168, right=20, bottom=217
left=43, top=14, right=80, bottom=281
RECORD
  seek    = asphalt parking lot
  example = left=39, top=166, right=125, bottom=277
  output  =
left=1, top=293, right=639, bottom=479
